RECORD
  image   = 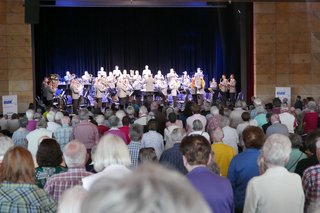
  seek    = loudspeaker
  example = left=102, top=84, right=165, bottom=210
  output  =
left=25, top=0, right=40, bottom=24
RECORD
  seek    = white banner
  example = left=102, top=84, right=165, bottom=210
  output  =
left=275, top=87, right=291, bottom=106
left=2, top=95, right=18, bottom=116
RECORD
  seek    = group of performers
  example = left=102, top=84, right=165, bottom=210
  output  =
left=40, top=65, right=237, bottom=113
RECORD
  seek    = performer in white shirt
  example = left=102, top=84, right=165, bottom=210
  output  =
left=132, top=70, right=144, bottom=102
left=64, top=71, right=73, bottom=85
left=191, top=68, right=205, bottom=103
left=70, top=79, right=83, bottom=114
left=209, top=77, right=218, bottom=104
left=94, top=78, right=107, bottom=111
left=82, top=71, right=92, bottom=84
left=98, top=67, right=107, bottom=78
left=228, top=74, right=237, bottom=104
left=181, top=71, right=191, bottom=91
left=106, top=72, right=117, bottom=103
left=117, top=77, right=129, bottom=107
left=219, top=74, right=228, bottom=106
left=113, top=66, right=121, bottom=78
left=145, top=74, right=154, bottom=103
left=142, top=65, right=151, bottom=80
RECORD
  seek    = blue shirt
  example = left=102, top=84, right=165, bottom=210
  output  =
left=187, top=167, right=234, bottom=213
left=159, top=143, right=187, bottom=174
left=54, top=124, right=73, bottom=150
left=227, top=148, right=260, bottom=210
left=128, top=141, right=141, bottom=169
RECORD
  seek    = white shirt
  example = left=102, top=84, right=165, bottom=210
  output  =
left=164, top=124, right=181, bottom=150
left=279, top=112, right=296, bottom=133
left=222, top=126, right=239, bottom=154
left=186, top=114, right=207, bottom=133
left=46, top=121, right=61, bottom=133
left=0, top=118, right=8, bottom=130
left=243, top=167, right=305, bottom=213
left=26, top=128, right=53, bottom=157
left=141, top=130, right=164, bottom=159
left=188, top=131, right=211, bottom=143
left=82, top=164, right=131, bottom=190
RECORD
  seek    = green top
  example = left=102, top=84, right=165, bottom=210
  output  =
left=35, top=166, right=67, bottom=188
left=285, top=148, right=307, bottom=172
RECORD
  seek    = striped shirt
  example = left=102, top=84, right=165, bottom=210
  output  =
left=302, top=164, right=320, bottom=210
left=0, top=181, right=56, bottom=213
left=128, top=141, right=141, bottom=168
left=54, top=124, right=73, bottom=150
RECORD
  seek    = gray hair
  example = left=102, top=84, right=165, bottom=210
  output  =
left=126, top=106, right=135, bottom=115
left=210, top=106, right=219, bottom=115
left=235, top=100, right=242, bottom=108
left=262, top=134, right=292, bottom=167
left=253, top=98, right=262, bottom=107
left=61, top=116, right=70, bottom=126
left=129, top=124, right=143, bottom=142
left=95, top=115, right=105, bottom=125
left=108, top=115, right=120, bottom=128
left=212, top=127, right=224, bottom=142
left=171, top=128, right=186, bottom=143
left=139, top=106, right=148, bottom=116
left=63, top=140, right=87, bottom=167
left=104, top=109, right=113, bottom=119
left=0, top=136, right=14, bottom=157
left=289, top=133, right=303, bottom=149
left=79, top=108, right=90, bottom=121
left=192, top=120, right=203, bottom=131
left=58, top=186, right=88, bottom=213
left=55, top=111, right=64, bottom=122
left=47, top=111, right=56, bottom=122
left=221, top=116, right=230, bottom=128
left=81, top=164, right=211, bottom=213
left=256, top=105, right=265, bottom=114
left=19, top=117, right=28, bottom=128
left=25, top=109, right=34, bottom=120
left=93, top=135, right=131, bottom=172
left=37, top=118, right=47, bottom=128
left=71, top=115, right=80, bottom=127
left=307, top=101, right=317, bottom=111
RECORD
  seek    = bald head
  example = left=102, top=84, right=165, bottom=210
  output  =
left=63, top=140, right=87, bottom=167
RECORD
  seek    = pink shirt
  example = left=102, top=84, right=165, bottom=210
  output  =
left=72, top=120, right=99, bottom=149
left=26, top=120, right=37, bottom=132
left=304, top=112, right=318, bottom=134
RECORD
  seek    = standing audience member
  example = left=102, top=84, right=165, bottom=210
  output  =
left=261, top=112, right=272, bottom=134
left=150, top=101, right=167, bottom=136
left=181, top=135, right=234, bottom=213
left=253, top=105, right=267, bottom=128
left=81, top=164, right=211, bottom=213
left=221, top=116, right=239, bottom=154
left=128, top=124, right=143, bottom=169
left=26, top=109, right=37, bottom=131
left=164, top=112, right=181, bottom=149
left=302, top=137, right=320, bottom=212
left=0, top=147, right=56, bottom=212
left=0, top=114, right=8, bottom=131
left=54, top=116, right=72, bottom=150
left=72, top=108, right=99, bottom=153
left=35, top=139, right=66, bottom=188
left=119, top=116, right=131, bottom=144
left=285, top=133, right=307, bottom=172
left=12, top=117, right=29, bottom=148
left=211, top=128, right=236, bottom=177
left=46, top=111, right=61, bottom=133
left=188, top=119, right=210, bottom=143
left=186, top=103, right=206, bottom=133
left=160, top=128, right=188, bottom=174
left=104, top=115, right=128, bottom=144
left=265, top=114, right=289, bottom=138
left=82, top=135, right=131, bottom=190
left=243, top=134, right=305, bottom=213
left=295, top=129, right=320, bottom=177
left=7, top=113, right=19, bottom=134
left=229, top=100, right=246, bottom=129
left=303, top=101, right=318, bottom=134
left=228, top=126, right=265, bottom=213
left=44, top=141, right=92, bottom=203
left=141, top=119, right=164, bottom=159
left=95, top=114, right=109, bottom=137
left=279, top=104, right=296, bottom=133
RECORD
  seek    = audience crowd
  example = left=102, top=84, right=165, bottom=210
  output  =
left=0, top=95, right=319, bottom=213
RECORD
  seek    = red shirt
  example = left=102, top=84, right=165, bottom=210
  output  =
left=119, top=126, right=130, bottom=145
left=304, top=112, right=318, bottom=134
left=97, top=125, right=109, bottom=137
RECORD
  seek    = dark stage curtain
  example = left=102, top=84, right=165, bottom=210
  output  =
left=34, top=6, right=251, bottom=97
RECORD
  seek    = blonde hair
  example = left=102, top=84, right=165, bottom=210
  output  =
left=93, top=135, right=131, bottom=172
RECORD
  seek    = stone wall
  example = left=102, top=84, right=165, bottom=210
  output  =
left=254, top=2, right=320, bottom=104
left=0, top=0, right=33, bottom=114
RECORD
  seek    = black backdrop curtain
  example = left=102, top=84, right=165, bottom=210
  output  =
left=34, top=5, right=249, bottom=96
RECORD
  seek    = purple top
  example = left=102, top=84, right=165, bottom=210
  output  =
left=104, top=128, right=128, bottom=144
left=72, top=121, right=99, bottom=149
left=26, top=120, right=37, bottom=132
left=187, top=167, right=234, bottom=213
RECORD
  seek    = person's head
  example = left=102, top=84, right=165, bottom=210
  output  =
left=0, top=136, right=14, bottom=158
left=37, top=118, right=47, bottom=128
left=305, top=129, right=320, bottom=154
left=288, top=133, right=303, bottom=149
left=211, top=127, right=224, bottom=142
left=256, top=105, right=265, bottom=114
left=25, top=109, right=34, bottom=120
left=242, top=126, right=265, bottom=149
left=253, top=98, right=262, bottom=107
left=280, top=103, right=289, bottom=113
left=180, top=135, right=212, bottom=171
left=261, top=134, right=291, bottom=168
left=270, top=114, right=280, bottom=124
left=55, top=111, right=64, bottom=123
left=71, top=115, right=80, bottom=126
left=210, top=106, right=219, bottom=115
left=241, top=112, right=250, bottom=122
left=122, top=116, right=130, bottom=126
left=36, top=139, right=63, bottom=167
left=63, top=140, right=87, bottom=168
left=81, top=164, right=211, bottom=213
left=221, top=116, right=230, bottom=128
left=168, top=112, right=177, bottom=124
left=115, top=110, right=126, bottom=124
left=272, top=98, right=282, bottom=107
left=108, top=115, right=120, bottom=128
left=58, top=186, right=88, bottom=213
left=171, top=128, right=186, bottom=143
left=139, top=106, right=148, bottom=117
left=18, top=117, right=28, bottom=128
left=11, top=113, right=18, bottom=120
left=0, top=147, right=35, bottom=184
left=47, top=111, right=56, bottom=122
left=93, top=135, right=131, bottom=172
left=307, top=101, right=317, bottom=111
left=147, top=119, right=158, bottom=131
left=138, top=148, right=158, bottom=164
left=79, top=108, right=90, bottom=121
left=95, top=114, right=105, bottom=125
left=150, top=101, right=159, bottom=111
left=61, top=116, right=70, bottom=126
left=129, top=124, right=143, bottom=142
left=126, top=106, right=135, bottom=117
left=192, top=119, right=203, bottom=131
left=265, top=112, right=273, bottom=122
left=191, top=103, right=200, bottom=114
